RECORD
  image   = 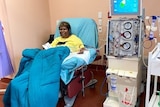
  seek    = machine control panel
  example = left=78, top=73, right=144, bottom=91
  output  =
left=107, top=18, right=143, bottom=57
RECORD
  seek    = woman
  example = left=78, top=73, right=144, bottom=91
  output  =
left=50, top=21, right=85, bottom=54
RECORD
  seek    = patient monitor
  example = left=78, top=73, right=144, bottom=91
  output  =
left=110, top=0, right=140, bottom=16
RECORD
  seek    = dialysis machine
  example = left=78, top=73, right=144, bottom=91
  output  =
left=103, top=0, right=144, bottom=107
left=106, top=18, right=142, bottom=57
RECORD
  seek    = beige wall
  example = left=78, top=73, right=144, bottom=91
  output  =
left=4, top=0, right=51, bottom=73
left=49, top=0, right=108, bottom=32
left=1, top=0, right=160, bottom=74
left=143, top=1, right=160, bottom=55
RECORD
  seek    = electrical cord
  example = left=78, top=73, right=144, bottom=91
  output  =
left=142, top=39, right=153, bottom=49
left=100, top=76, right=108, bottom=96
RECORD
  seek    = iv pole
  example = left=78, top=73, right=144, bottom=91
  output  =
left=138, top=0, right=144, bottom=58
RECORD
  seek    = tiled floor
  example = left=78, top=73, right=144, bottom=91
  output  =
left=0, top=65, right=145, bottom=107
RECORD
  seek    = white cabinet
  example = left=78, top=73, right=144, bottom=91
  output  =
left=103, top=56, right=143, bottom=107
left=107, top=56, right=143, bottom=96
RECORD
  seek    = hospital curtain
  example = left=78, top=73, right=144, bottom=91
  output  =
left=0, top=0, right=15, bottom=78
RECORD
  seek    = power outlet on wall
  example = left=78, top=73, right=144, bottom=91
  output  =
left=98, top=26, right=102, bottom=33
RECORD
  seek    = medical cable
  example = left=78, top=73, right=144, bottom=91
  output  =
left=157, top=16, right=160, bottom=36
left=100, top=75, right=108, bottom=96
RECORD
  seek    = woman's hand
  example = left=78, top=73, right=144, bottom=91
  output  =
left=78, top=48, right=86, bottom=54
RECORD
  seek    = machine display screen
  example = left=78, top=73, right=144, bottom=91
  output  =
left=111, top=0, right=140, bottom=15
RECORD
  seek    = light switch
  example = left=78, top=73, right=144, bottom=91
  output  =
left=56, top=20, right=60, bottom=25
left=98, top=19, right=102, bottom=25
left=98, top=12, right=102, bottom=19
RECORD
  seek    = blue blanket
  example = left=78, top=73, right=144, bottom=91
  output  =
left=3, top=47, right=70, bottom=107
left=61, top=48, right=97, bottom=84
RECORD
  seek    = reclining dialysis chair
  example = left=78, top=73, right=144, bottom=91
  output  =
left=47, top=18, right=100, bottom=106
left=3, top=18, right=100, bottom=107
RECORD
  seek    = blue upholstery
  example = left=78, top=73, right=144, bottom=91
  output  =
left=54, top=18, right=98, bottom=48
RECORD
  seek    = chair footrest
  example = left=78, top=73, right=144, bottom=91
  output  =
left=85, top=79, right=97, bottom=88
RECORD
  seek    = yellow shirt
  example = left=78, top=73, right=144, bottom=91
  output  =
left=50, top=35, right=84, bottom=52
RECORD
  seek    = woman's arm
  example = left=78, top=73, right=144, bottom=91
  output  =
left=78, top=48, right=86, bottom=54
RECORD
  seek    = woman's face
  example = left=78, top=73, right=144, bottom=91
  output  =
left=59, top=26, right=70, bottom=38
